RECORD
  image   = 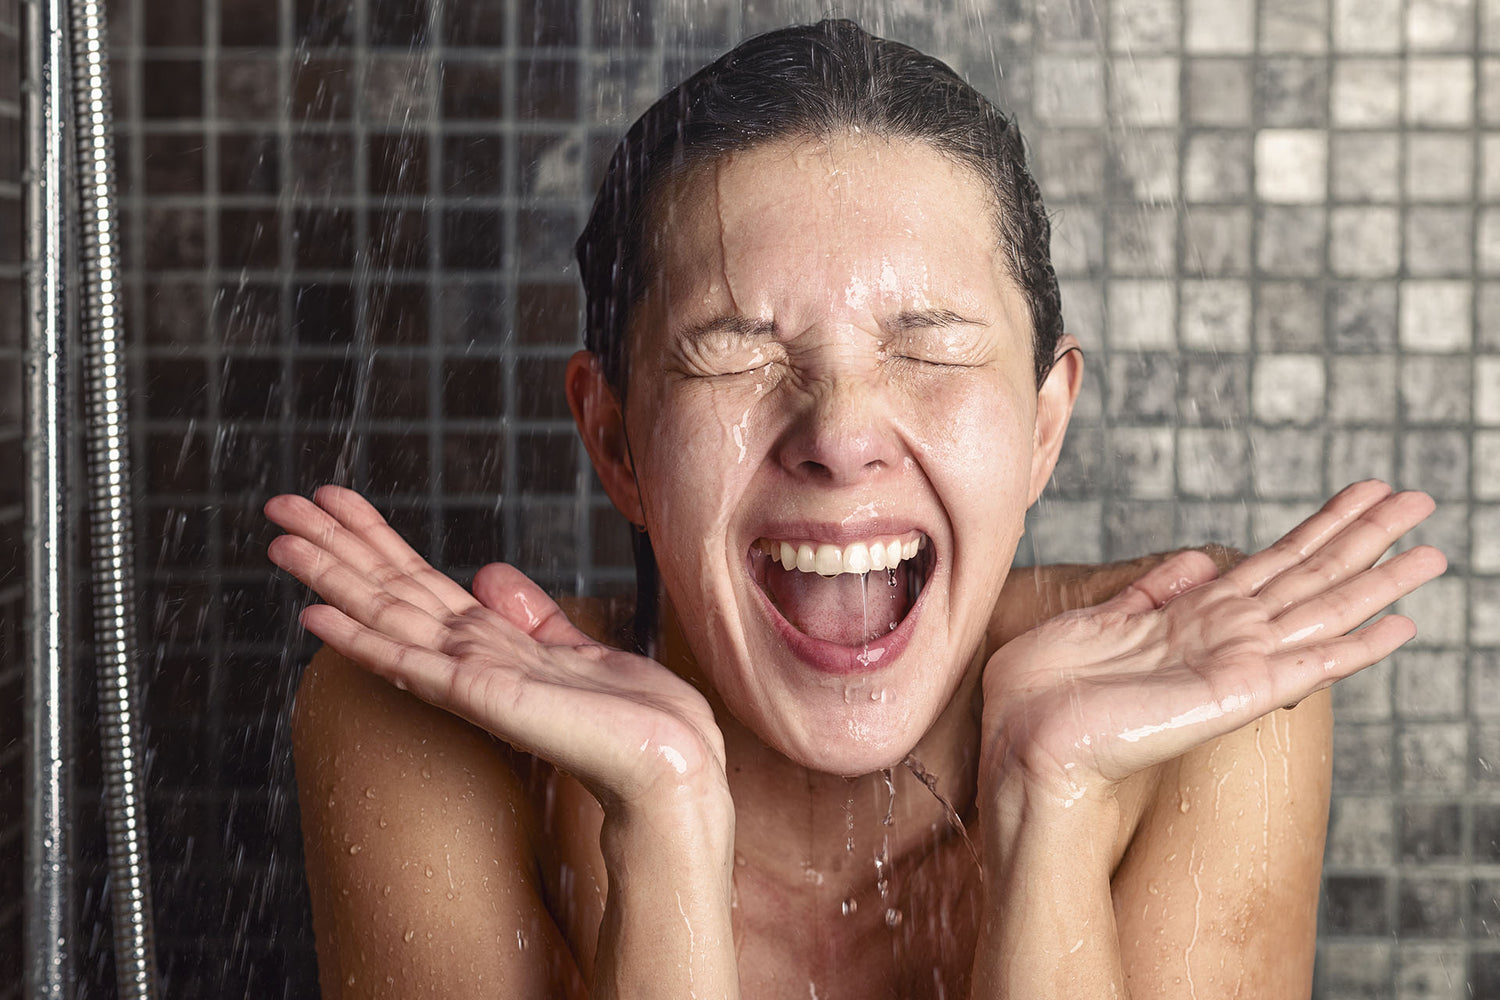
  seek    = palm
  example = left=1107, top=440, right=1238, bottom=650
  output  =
left=265, top=486, right=726, bottom=808
left=982, top=483, right=1446, bottom=798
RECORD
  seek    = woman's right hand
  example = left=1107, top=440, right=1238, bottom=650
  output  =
left=264, top=485, right=729, bottom=816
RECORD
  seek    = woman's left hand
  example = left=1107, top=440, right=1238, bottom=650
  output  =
left=980, top=480, right=1446, bottom=805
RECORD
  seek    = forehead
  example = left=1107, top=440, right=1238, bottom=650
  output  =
left=640, top=135, right=1011, bottom=324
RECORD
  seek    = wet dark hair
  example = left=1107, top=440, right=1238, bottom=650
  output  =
left=574, top=18, right=1063, bottom=652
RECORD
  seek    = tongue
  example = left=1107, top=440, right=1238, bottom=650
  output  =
left=762, top=560, right=916, bottom=645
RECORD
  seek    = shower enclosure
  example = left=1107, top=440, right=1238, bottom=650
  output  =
left=6, top=0, right=1498, bottom=996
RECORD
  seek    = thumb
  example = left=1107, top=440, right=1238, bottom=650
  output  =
left=1100, top=549, right=1220, bottom=615
left=472, top=563, right=590, bottom=645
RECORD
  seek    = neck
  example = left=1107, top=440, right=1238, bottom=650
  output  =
left=656, top=596, right=986, bottom=894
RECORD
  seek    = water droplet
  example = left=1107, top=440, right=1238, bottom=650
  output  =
left=517, top=929, right=528, bottom=950
left=347, top=843, right=362, bottom=855
left=842, top=896, right=859, bottom=916
left=1179, top=798, right=1191, bottom=814
left=346, top=974, right=356, bottom=986
left=887, top=568, right=898, bottom=587
left=421, top=765, right=433, bottom=779
left=423, top=865, right=434, bottom=878
left=403, top=928, right=415, bottom=943
left=378, top=817, right=388, bottom=828
left=885, top=907, right=903, bottom=928
left=364, top=787, right=376, bottom=799
left=383, top=884, right=392, bottom=896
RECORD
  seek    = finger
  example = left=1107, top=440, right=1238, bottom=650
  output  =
left=312, top=485, right=481, bottom=614
left=1097, top=549, right=1219, bottom=615
left=1270, top=544, right=1447, bottom=646
left=301, top=603, right=472, bottom=709
left=1223, top=480, right=1394, bottom=594
left=1253, top=490, right=1436, bottom=613
left=1263, top=614, right=1417, bottom=704
left=271, top=533, right=452, bottom=650
left=473, top=562, right=593, bottom=646
left=266, top=493, right=467, bottom=619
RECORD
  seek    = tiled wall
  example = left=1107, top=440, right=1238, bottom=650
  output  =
left=9, top=0, right=1497, bottom=995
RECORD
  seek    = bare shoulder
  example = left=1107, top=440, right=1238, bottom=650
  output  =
left=292, top=645, right=585, bottom=998
left=1110, top=690, right=1333, bottom=998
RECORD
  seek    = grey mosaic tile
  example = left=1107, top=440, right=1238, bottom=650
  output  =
left=1261, top=0, right=1330, bottom=52
left=1175, top=501, right=1251, bottom=549
left=1332, top=131, right=1403, bottom=203
left=1256, top=129, right=1330, bottom=204
left=1332, top=58, right=1403, bottom=127
left=1327, top=795, right=1396, bottom=864
left=1257, top=57, right=1331, bottom=128
left=1471, top=578, right=1500, bottom=646
left=1177, top=427, right=1250, bottom=496
left=1335, top=656, right=1394, bottom=721
left=1184, top=131, right=1253, bottom=202
left=1182, top=207, right=1253, bottom=276
left=1406, top=0, right=1476, bottom=52
left=1107, top=206, right=1178, bottom=275
left=1110, top=425, right=1176, bottom=497
left=1185, top=0, right=1255, bottom=52
left=1480, top=210, right=1500, bottom=276
left=1250, top=425, right=1325, bottom=494
left=1317, top=940, right=1394, bottom=998
left=1103, top=499, right=1177, bottom=557
left=1035, top=128, right=1107, bottom=200
left=1111, top=0, right=1180, bottom=51
left=1402, top=281, right=1475, bottom=352
left=1395, top=651, right=1468, bottom=720
left=1326, top=875, right=1393, bottom=934
left=1406, top=134, right=1475, bottom=203
left=1034, top=54, right=1105, bottom=126
left=1109, top=57, right=1179, bottom=126
left=1482, top=59, right=1500, bottom=126
left=1179, top=278, right=1252, bottom=348
left=1401, top=356, right=1474, bottom=423
left=1407, top=208, right=1475, bottom=279
left=1260, top=280, right=1328, bottom=351
left=1334, top=721, right=1396, bottom=791
left=1186, top=57, right=1254, bottom=125
left=1257, top=206, right=1328, bottom=276
left=1468, top=649, right=1500, bottom=715
left=1395, top=942, right=1468, bottom=998
left=1107, top=280, right=1177, bottom=350
left=1406, top=57, right=1476, bottom=127
left=1331, top=207, right=1402, bottom=278
left=1400, top=724, right=1471, bottom=792
left=1180, top=354, right=1250, bottom=423
left=1471, top=880, right=1500, bottom=940
left=1107, top=353, right=1179, bottom=420
left=1476, top=723, right=1500, bottom=785
left=1106, top=130, right=1179, bottom=202
left=1253, top=353, right=1327, bottom=424
left=1333, top=0, right=1404, bottom=51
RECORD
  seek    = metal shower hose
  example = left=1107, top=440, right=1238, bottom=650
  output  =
left=26, top=0, right=158, bottom=993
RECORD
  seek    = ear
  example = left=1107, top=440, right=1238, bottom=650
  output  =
left=565, top=350, right=645, bottom=525
left=1027, top=335, right=1083, bottom=506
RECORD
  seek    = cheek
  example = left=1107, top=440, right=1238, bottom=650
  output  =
left=910, top=378, right=1038, bottom=525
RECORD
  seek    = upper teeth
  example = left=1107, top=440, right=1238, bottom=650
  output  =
left=756, top=535, right=925, bottom=577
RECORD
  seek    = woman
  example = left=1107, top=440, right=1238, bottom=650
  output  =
left=265, top=20, right=1445, bottom=999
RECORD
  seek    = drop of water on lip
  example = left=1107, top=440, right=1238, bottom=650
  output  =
left=887, top=567, right=897, bottom=587
left=841, top=896, right=859, bottom=916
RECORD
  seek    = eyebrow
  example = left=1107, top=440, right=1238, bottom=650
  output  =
left=888, top=308, right=985, bottom=331
left=681, top=314, right=778, bottom=342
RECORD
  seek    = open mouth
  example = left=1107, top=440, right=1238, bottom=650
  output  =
left=747, top=533, right=933, bottom=649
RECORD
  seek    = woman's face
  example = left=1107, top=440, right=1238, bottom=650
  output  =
left=596, top=135, right=1077, bottom=775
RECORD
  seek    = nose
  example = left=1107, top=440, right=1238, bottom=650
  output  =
left=774, top=372, right=901, bottom=486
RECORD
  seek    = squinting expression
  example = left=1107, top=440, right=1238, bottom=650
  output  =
left=615, top=135, right=1077, bottom=776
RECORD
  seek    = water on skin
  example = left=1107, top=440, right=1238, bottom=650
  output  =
left=901, top=754, right=982, bottom=878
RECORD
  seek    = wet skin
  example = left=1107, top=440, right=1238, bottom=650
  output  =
left=267, top=134, right=1448, bottom=998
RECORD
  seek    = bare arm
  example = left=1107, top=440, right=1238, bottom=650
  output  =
left=971, top=483, right=1444, bottom=998
left=293, top=646, right=578, bottom=998
left=271, top=487, right=741, bottom=999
